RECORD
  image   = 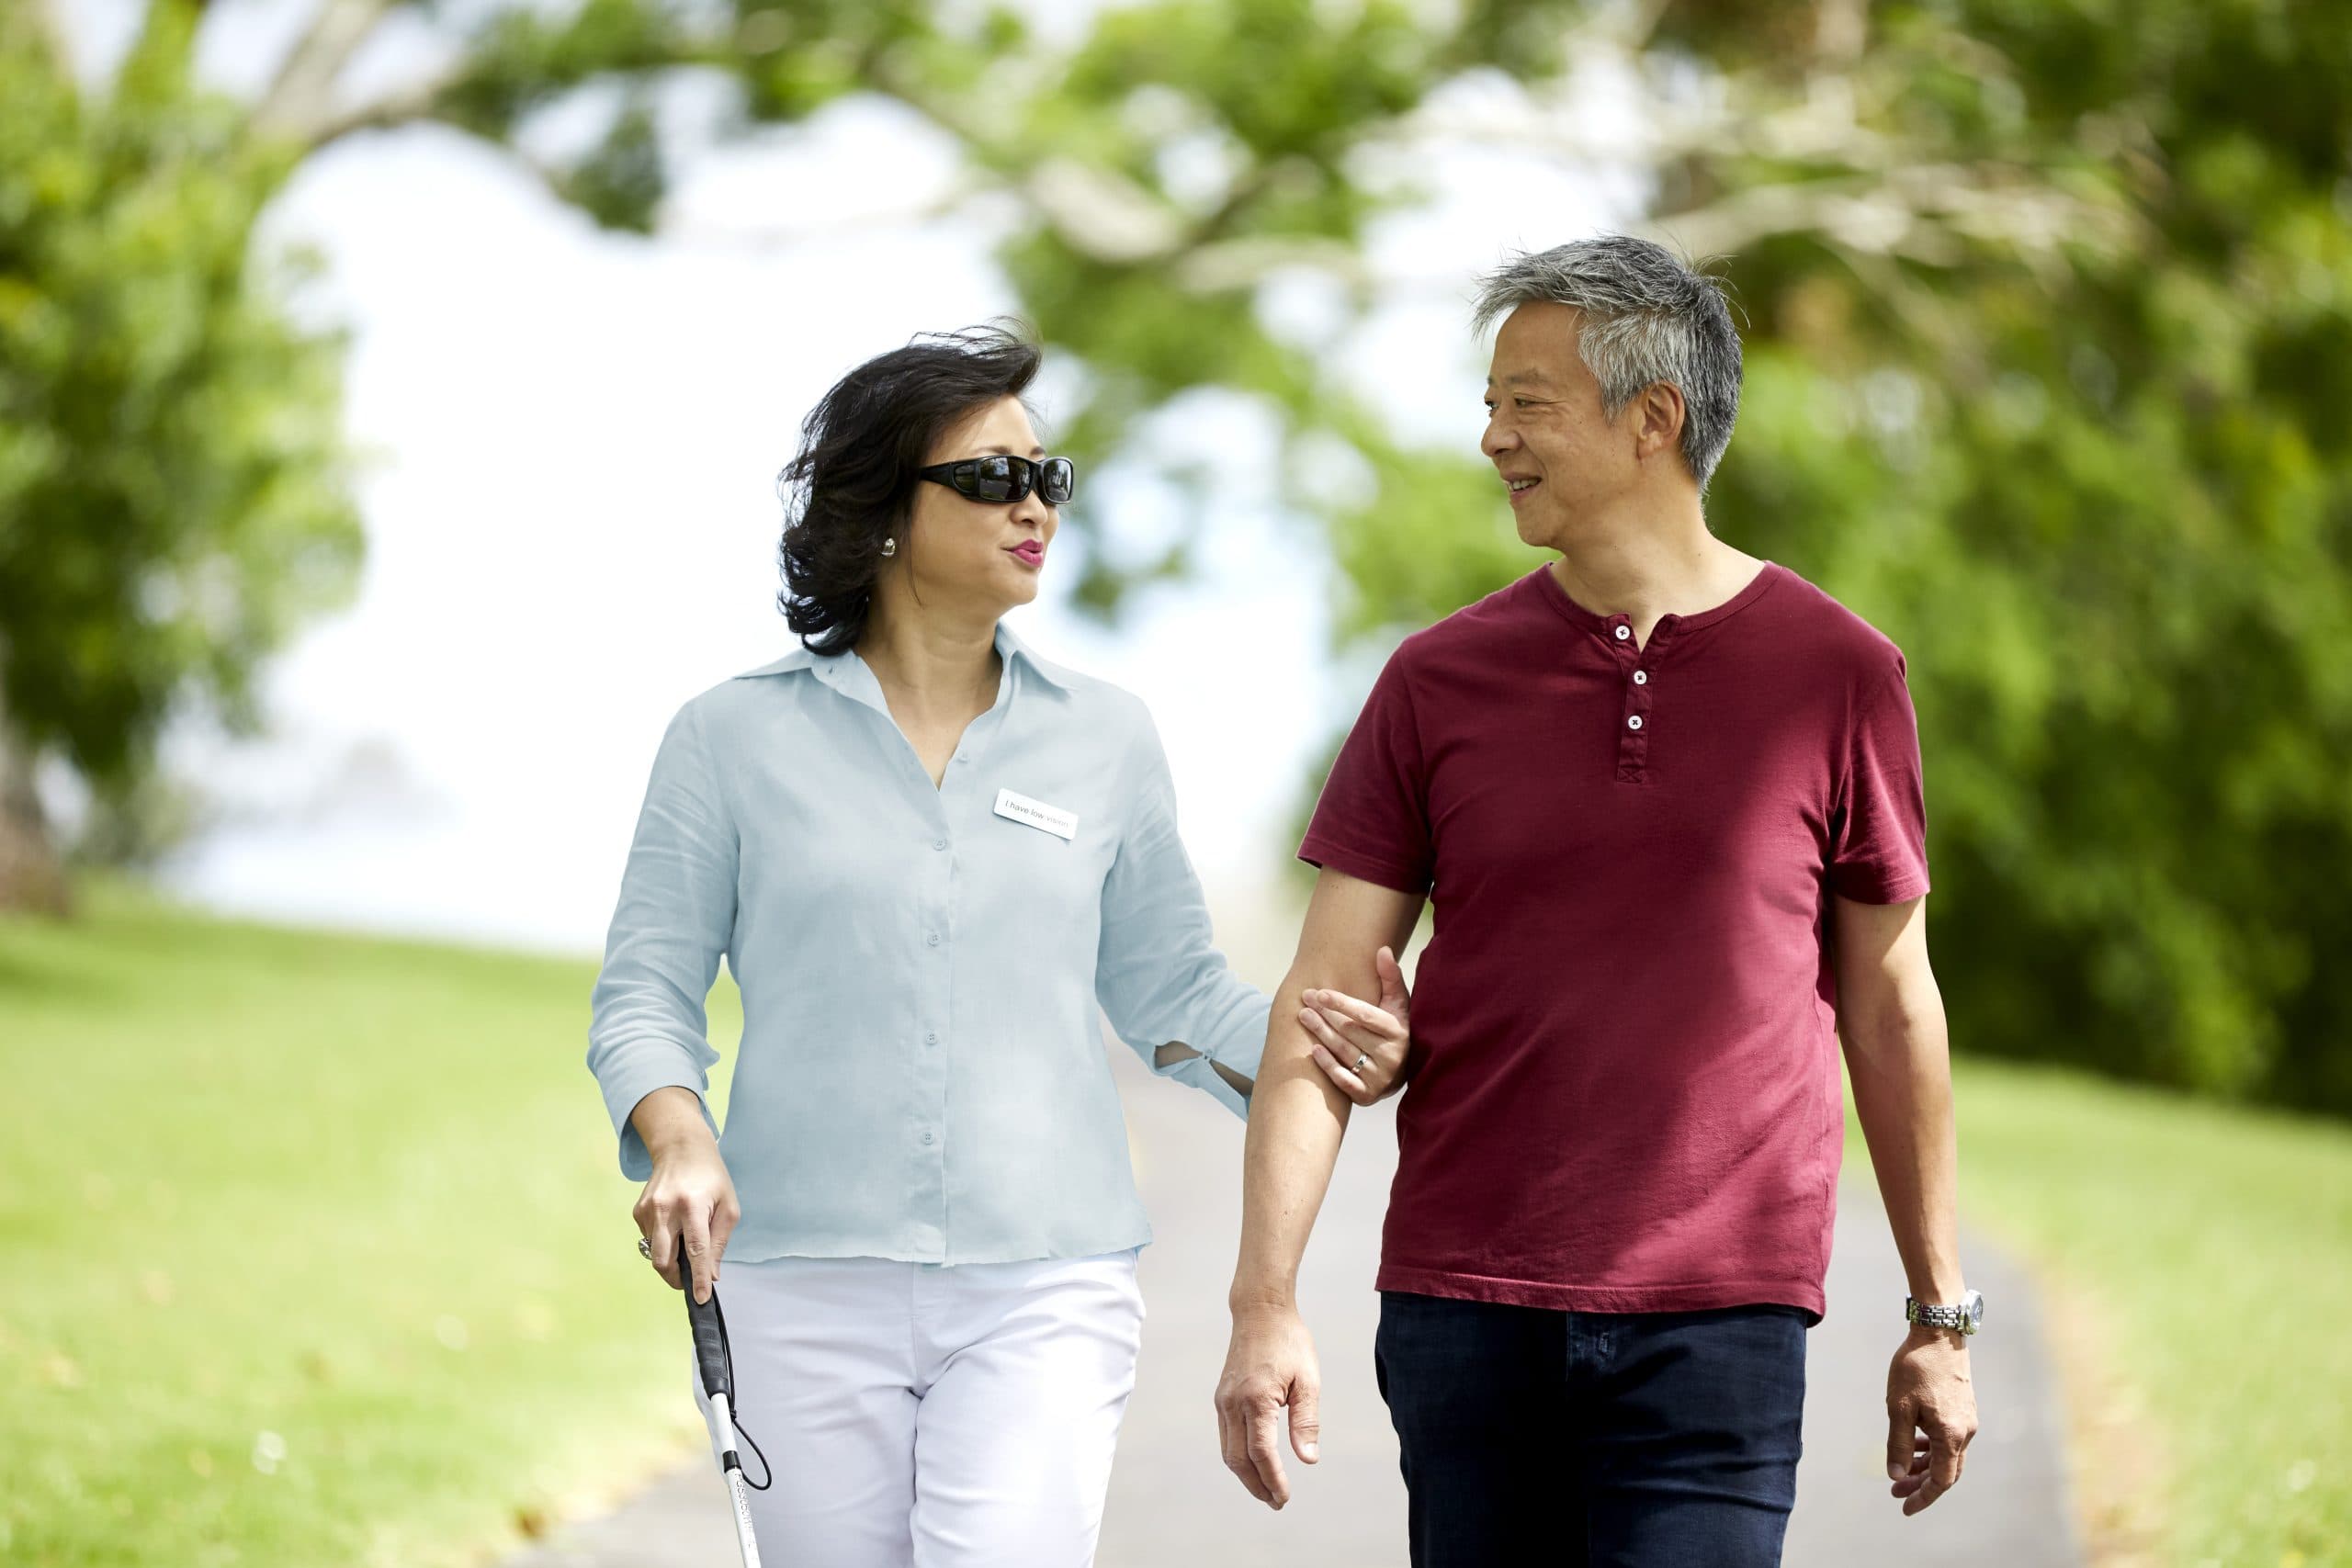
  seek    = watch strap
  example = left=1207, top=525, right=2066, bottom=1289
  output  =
left=1905, top=1292, right=1982, bottom=1334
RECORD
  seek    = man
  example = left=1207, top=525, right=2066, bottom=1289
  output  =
left=1213, top=234, right=1981, bottom=1565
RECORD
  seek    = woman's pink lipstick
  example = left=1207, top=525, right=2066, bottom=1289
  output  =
left=1008, top=541, right=1046, bottom=569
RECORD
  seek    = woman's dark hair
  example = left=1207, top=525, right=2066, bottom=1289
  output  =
left=776, top=321, right=1044, bottom=655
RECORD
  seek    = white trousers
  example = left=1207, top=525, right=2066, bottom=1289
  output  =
left=687, top=1247, right=1147, bottom=1567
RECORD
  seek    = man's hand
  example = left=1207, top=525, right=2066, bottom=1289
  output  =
left=1299, top=944, right=1413, bottom=1105
left=1216, top=1302, right=1323, bottom=1507
left=1885, top=1326, right=1977, bottom=1514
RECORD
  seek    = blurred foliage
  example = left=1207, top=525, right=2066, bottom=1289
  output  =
left=0, top=0, right=1583, bottom=874
left=1634, top=1, right=2351, bottom=1118
left=1025, top=0, right=2352, bottom=1119
left=969, top=0, right=2352, bottom=1117
left=2, top=0, right=2346, bottom=1117
left=0, top=5, right=364, bottom=897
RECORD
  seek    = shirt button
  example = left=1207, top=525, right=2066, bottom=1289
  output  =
left=1626, top=714, right=1644, bottom=730
left=926, top=931, right=941, bottom=946
left=924, top=1032, right=939, bottom=1045
left=921, top=1130, right=935, bottom=1145
left=1612, top=624, right=1631, bottom=640
left=1633, top=670, right=1648, bottom=685
left=933, top=838, right=948, bottom=851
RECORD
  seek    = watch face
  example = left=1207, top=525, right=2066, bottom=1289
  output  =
left=1962, top=1290, right=1985, bottom=1328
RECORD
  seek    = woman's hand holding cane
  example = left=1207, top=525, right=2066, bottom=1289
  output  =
left=629, top=1085, right=741, bottom=1303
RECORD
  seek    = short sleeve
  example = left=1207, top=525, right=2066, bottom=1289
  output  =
left=1296, top=646, right=1435, bottom=896
left=1828, top=660, right=1930, bottom=904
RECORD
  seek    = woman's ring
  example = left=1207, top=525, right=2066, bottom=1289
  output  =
left=1354, top=1052, right=1372, bottom=1073
left=637, top=1235, right=653, bottom=1260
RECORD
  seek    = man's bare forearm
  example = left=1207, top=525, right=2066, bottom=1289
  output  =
left=1228, top=970, right=1357, bottom=1310
left=1227, top=869, right=1424, bottom=1313
left=1843, top=980, right=1965, bottom=1303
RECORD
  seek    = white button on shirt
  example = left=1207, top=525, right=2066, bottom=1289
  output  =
left=587, top=620, right=1269, bottom=1266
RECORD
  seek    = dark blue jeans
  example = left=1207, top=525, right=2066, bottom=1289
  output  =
left=1373, top=1290, right=1810, bottom=1567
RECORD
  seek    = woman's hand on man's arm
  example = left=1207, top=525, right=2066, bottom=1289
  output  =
left=1154, top=942, right=1412, bottom=1107
left=1296, top=944, right=1412, bottom=1104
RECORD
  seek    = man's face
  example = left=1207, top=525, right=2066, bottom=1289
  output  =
left=1481, top=301, right=1637, bottom=547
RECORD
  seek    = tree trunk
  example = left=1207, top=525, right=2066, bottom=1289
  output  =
left=0, top=722, right=73, bottom=918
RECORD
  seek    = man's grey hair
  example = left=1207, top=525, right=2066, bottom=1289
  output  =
left=1471, top=236, right=1743, bottom=493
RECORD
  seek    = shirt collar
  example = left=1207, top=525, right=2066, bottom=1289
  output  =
left=732, top=620, right=1077, bottom=694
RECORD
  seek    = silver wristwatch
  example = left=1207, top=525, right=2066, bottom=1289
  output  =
left=1905, top=1289, right=1984, bottom=1335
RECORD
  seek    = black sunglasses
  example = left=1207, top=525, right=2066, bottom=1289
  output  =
left=917, top=454, right=1075, bottom=507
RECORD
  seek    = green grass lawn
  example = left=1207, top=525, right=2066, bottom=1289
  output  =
left=4, top=886, right=2347, bottom=1565
left=1928, top=1058, right=2352, bottom=1566
left=0, top=881, right=744, bottom=1568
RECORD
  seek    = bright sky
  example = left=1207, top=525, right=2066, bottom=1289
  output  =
left=62, top=1, right=1626, bottom=953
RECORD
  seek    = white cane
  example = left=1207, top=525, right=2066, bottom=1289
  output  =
left=678, top=1235, right=768, bottom=1567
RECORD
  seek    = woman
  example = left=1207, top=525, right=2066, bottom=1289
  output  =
left=585, top=323, right=1411, bottom=1566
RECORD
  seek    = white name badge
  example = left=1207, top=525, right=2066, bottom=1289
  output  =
left=993, top=787, right=1080, bottom=841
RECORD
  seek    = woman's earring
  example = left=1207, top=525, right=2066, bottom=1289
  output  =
left=879, top=536, right=897, bottom=557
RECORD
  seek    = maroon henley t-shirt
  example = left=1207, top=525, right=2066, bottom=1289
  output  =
left=1297, top=559, right=1930, bottom=1322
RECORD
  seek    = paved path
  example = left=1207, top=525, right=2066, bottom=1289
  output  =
left=503, top=1038, right=2081, bottom=1567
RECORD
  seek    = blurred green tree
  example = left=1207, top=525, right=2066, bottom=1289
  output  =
left=1644, top=1, right=2352, bottom=1115
left=1243, top=0, right=2352, bottom=1116
left=0, top=0, right=1583, bottom=907
left=978, top=0, right=2352, bottom=1115
left=0, top=6, right=364, bottom=910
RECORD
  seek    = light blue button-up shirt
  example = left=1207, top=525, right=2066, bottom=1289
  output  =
left=587, top=619, right=1269, bottom=1265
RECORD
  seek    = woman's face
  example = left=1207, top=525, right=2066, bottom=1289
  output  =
left=895, top=395, right=1057, bottom=614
